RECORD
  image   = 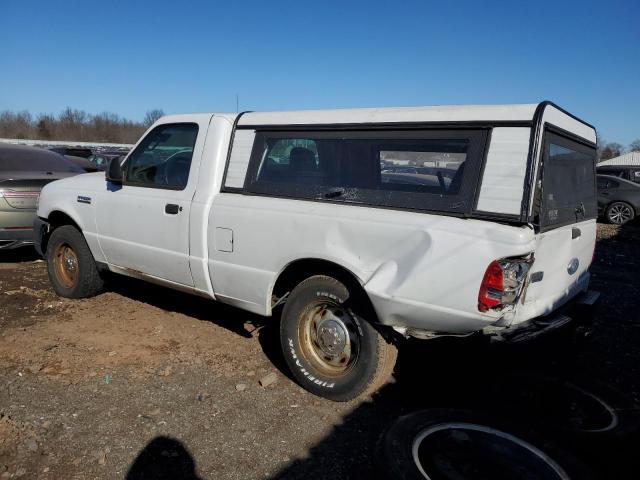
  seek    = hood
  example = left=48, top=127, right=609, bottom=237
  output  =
left=40, top=171, right=106, bottom=193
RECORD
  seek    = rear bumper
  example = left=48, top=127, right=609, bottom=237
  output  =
left=483, top=290, right=600, bottom=343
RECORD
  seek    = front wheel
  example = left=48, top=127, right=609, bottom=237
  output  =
left=606, top=201, right=635, bottom=225
left=280, top=275, right=397, bottom=401
left=46, top=225, right=104, bottom=298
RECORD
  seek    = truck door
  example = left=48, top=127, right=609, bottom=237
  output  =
left=96, top=118, right=209, bottom=286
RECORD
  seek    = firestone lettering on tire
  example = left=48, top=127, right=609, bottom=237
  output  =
left=316, top=291, right=345, bottom=303
left=288, top=338, right=335, bottom=388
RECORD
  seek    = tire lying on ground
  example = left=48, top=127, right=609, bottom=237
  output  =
left=46, top=225, right=104, bottom=299
left=480, top=374, right=640, bottom=448
left=280, top=275, right=397, bottom=402
left=375, top=409, right=593, bottom=480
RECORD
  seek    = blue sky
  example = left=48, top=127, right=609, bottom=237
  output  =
left=1, top=0, right=638, bottom=145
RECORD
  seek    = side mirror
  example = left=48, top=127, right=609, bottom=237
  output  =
left=106, top=156, right=124, bottom=184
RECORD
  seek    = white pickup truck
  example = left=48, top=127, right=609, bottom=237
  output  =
left=35, top=102, right=599, bottom=401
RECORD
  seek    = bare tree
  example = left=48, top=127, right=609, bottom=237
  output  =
left=144, top=109, right=165, bottom=127
left=0, top=111, right=34, bottom=139
left=596, top=132, right=605, bottom=160
left=600, top=142, right=625, bottom=161
left=36, top=113, right=56, bottom=139
left=629, top=139, right=640, bottom=152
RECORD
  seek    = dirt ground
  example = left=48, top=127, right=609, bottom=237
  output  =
left=1, top=223, right=639, bottom=479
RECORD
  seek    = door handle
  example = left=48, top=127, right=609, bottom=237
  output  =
left=165, top=204, right=181, bottom=214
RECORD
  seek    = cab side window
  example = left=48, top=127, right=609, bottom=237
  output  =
left=125, top=123, right=198, bottom=190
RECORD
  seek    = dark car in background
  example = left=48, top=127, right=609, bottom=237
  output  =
left=87, top=152, right=123, bottom=170
left=597, top=174, right=640, bottom=225
left=49, top=146, right=93, bottom=159
left=64, top=154, right=101, bottom=172
left=0, top=144, right=84, bottom=249
left=48, top=147, right=101, bottom=172
left=596, top=165, right=640, bottom=184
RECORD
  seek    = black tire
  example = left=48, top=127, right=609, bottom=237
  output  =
left=280, top=275, right=397, bottom=402
left=480, top=373, right=640, bottom=447
left=606, top=201, right=635, bottom=225
left=46, top=225, right=104, bottom=298
left=376, top=409, right=594, bottom=480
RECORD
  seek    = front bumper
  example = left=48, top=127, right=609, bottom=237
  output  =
left=482, top=290, right=600, bottom=343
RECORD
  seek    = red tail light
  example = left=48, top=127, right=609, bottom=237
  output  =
left=478, top=261, right=504, bottom=312
left=478, top=256, right=534, bottom=312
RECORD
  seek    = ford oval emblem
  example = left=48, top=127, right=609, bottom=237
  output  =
left=567, top=258, right=580, bottom=275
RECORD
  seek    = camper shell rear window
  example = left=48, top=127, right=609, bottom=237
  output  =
left=538, top=131, right=597, bottom=230
left=242, top=129, right=488, bottom=215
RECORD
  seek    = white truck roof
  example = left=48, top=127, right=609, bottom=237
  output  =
left=161, top=102, right=594, bottom=143
left=237, top=104, right=540, bottom=126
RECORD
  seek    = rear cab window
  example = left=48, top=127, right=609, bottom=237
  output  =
left=243, top=129, right=487, bottom=215
left=539, top=131, right=597, bottom=230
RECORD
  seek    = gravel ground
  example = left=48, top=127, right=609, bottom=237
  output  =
left=0, top=222, right=639, bottom=479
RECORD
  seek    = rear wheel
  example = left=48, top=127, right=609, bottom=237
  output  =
left=46, top=225, right=104, bottom=298
left=606, top=202, right=635, bottom=225
left=280, top=275, right=397, bottom=401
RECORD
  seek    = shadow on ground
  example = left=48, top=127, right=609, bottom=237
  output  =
left=126, top=436, right=201, bottom=480
left=105, top=273, right=267, bottom=340
left=0, top=247, right=40, bottom=263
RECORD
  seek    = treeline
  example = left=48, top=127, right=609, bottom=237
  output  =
left=0, top=108, right=164, bottom=144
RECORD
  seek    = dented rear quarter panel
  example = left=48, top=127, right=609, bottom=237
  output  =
left=208, top=193, right=536, bottom=333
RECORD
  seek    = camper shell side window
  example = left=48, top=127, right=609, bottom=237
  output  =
left=242, top=128, right=488, bottom=215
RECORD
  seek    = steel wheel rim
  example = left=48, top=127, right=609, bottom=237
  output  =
left=53, top=243, right=79, bottom=289
left=609, top=204, right=632, bottom=224
left=298, top=301, right=360, bottom=376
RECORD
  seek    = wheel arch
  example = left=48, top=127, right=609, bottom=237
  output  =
left=270, top=258, right=374, bottom=317
left=41, top=210, right=83, bottom=256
